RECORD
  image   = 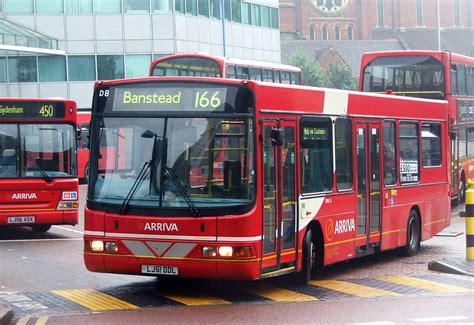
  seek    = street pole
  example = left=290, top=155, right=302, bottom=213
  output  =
left=437, top=0, right=441, bottom=51
left=220, top=0, right=227, bottom=56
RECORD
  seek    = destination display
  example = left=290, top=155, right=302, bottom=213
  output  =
left=110, top=87, right=228, bottom=112
left=0, top=101, right=65, bottom=119
left=302, top=126, right=330, bottom=141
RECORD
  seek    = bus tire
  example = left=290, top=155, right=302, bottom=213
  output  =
left=297, top=229, right=315, bottom=285
left=402, top=210, right=421, bottom=256
left=31, top=225, right=52, bottom=233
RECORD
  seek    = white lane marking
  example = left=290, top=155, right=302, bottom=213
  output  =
left=52, top=225, right=84, bottom=235
left=0, top=238, right=82, bottom=243
left=411, top=316, right=469, bottom=322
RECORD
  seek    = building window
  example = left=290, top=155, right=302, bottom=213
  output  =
left=377, top=0, right=384, bottom=27
left=270, top=7, right=279, bottom=29
left=124, top=0, right=150, bottom=12
left=309, top=25, right=316, bottom=40
left=210, top=0, right=220, bottom=19
left=231, top=0, right=241, bottom=23
left=125, top=54, right=152, bottom=78
left=8, top=57, right=37, bottom=82
left=0, top=58, right=7, bottom=83
left=455, top=0, right=461, bottom=27
left=224, top=0, right=231, bottom=21
left=347, top=24, right=354, bottom=40
left=37, top=0, right=64, bottom=13
left=68, top=56, right=95, bottom=81
left=153, top=0, right=172, bottom=12
left=39, top=56, right=66, bottom=82
left=198, top=0, right=209, bottom=17
left=94, top=0, right=122, bottom=13
left=242, top=2, right=251, bottom=24
left=259, top=6, right=270, bottom=27
left=416, top=0, right=423, bottom=26
left=97, top=55, right=124, bottom=80
left=186, top=0, right=197, bottom=15
left=65, top=0, right=93, bottom=13
left=322, top=25, right=328, bottom=40
left=335, top=24, right=341, bottom=40
left=175, top=0, right=185, bottom=13
left=251, top=4, right=261, bottom=26
left=5, top=0, right=33, bottom=13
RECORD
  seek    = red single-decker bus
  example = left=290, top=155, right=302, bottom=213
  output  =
left=0, top=98, right=79, bottom=232
left=84, top=77, right=450, bottom=282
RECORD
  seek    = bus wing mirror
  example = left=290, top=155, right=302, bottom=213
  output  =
left=76, top=127, right=82, bottom=140
left=449, top=127, right=457, bottom=140
left=270, top=127, right=283, bottom=146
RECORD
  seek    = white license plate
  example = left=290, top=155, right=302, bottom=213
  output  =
left=8, top=216, right=35, bottom=224
left=141, top=264, right=178, bottom=276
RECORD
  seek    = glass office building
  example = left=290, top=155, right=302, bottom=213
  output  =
left=0, top=0, right=281, bottom=107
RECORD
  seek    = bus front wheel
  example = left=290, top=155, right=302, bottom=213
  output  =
left=31, top=225, right=52, bottom=233
left=297, top=229, right=315, bottom=285
left=402, top=210, right=421, bottom=256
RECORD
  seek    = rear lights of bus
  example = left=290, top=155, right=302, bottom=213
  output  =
left=57, top=201, right=79, bottom=210
left=89, top=240, right=118, bottom=253
left=202, top=245, right=253, bottom=258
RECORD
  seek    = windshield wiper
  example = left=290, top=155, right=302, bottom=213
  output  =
left=118, top=161, right=150, bottom=214
left=164, top=166, right=201, bottom=217
left=24, top=153, right=53, bottom=183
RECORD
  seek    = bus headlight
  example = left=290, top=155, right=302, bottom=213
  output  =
left=91, top=240, right=104, bottom=252
left=105, top=241, right=118, bottom=253
left=218, top=246, right=233, bottom=257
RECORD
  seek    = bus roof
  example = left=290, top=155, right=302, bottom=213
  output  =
left=150, top=53, right=302, bottom=73
left=361, top=50, right=474, bottom=65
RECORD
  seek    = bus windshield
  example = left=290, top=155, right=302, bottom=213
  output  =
left=362, top=55, right=445, bottom=100
left=151, top=57, right=222, bottom=77
left=90, top=116, right=255, bottom=215
left=0, top=123, right=76, bottom=178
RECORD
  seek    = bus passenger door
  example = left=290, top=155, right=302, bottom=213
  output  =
left=356, top=123, right=382, bottom=253
left=261, top=120, right=298, bottom=274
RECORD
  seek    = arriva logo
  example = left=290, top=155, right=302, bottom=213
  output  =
left=334, top=218, right=355, bottom=234
left=11, top=193, right=37, bottom=200
left=144, top=222, right=179, bottom=232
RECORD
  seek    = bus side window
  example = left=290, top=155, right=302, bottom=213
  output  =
left=300, top=117, right=333, bottom=193
left=458, top=64, right=467, bottom=96
left=467, top=66, right=474, bottom=96
left=262, top=69, right=273, bottom=82
left=274, top=70, right=281, bottom=83
left=281, top=71, right=290, bottom=84
left=421, top=123, right=441, bottom=167
left=226, top=65, right=237, bottom=79
left=250, top=67, right=262, bottom=81
left=399, top=122, right=419, bottom=184
left=237, top=66, right=249, bottom=79
left=290, top=72, right=300, bottom=85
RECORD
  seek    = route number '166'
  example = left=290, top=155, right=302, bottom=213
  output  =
left=194, top=91, right=222, bottom=109
left=39, top=105, right=54, bottom=117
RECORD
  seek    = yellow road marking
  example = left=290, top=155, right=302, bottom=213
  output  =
left=16, top=317, right=30, bottom=325
left=379, top=276, right=474, bottom=293
left=35, top=316, right=49, bottom=325
left=52, top=289, right=139, bottom=311
left=161, top=292, right=231, bottom=306
left=243, top=283, right=317, bottom=302
left=309, top=280, right=400, bottom=297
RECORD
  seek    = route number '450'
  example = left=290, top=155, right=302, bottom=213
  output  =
left=194, top=91, right=222, bottom=109
left=39, top=105, right=54, bottom=117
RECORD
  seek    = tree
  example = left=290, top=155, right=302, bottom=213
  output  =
left=284, top=48, right=327, bottom=87
left=326, top=61, right=357, bottom=90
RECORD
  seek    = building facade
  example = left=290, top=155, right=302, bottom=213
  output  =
left=280, top=0, right=473, bottom=54
left=0, top=0, right=281, bottom=107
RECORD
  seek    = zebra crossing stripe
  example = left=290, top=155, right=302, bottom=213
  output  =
left=309, top=280, right=400, bottom=297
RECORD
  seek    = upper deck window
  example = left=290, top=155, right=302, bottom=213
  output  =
left=151, top=57, right=221, bottom=78
left=362, top=55, right=445, bottom=100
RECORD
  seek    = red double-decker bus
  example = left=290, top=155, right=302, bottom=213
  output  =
left=0, top=98, right=78, bottom=232
left=149, top=53, right=303, bottom=85
left=84, top=77, right=450, bottom=283
left=359, top=50, right=474, bottom=203
left=77, top=111, right=91, bottom=182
